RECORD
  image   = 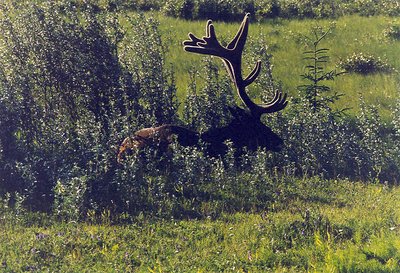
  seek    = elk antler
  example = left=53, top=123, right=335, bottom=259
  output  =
left=183, top=13, right=288, bottom=118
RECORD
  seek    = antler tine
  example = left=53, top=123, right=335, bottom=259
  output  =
left=183, top=14, right=252, bottom=64
left=227, top=13, right=250, bottom=51
left=183, top=20, right=228, bottom=59
left=258, top=91, right=288, bottom=115
left=243, top=60, right=261, bottom=86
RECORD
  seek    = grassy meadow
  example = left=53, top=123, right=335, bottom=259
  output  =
left=1, top=3, right=400, bottom=272
left=2, top=178, right=400, bottom=272
left=156, top=14, right=399, bottom=119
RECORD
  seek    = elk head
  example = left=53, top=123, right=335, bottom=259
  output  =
left=183, top=13, right=288, bottom=153
left=117, top=14, right=288, bottom=163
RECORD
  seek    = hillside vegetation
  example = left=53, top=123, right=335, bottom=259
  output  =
left=0, top=0, right=399, bottom=214
left=0, top=1, right=399, bottom=271
left=106, top=0, right=400, bottom=20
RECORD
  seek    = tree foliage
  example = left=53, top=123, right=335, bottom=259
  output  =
left=0, top=1, right=177, bottom=212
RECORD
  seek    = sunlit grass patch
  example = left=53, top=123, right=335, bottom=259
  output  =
left=154, top=13, right=399, bottom=119
left=1, top=178, right=399, bottom=272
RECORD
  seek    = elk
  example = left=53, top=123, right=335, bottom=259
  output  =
left=117, top=14, right=288, bottom=163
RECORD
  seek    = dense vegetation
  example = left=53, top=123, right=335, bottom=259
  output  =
left=0, top=0, right=399, bottom=271
left=1, top=0, right=399, bottom=215
left=112, top=0, right=400, bottom=20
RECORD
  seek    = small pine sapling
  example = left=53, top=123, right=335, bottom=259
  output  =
left=297, top=25, right=345, bottom=114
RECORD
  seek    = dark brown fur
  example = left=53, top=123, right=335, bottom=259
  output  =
left=117, top=108, right=283, bottom=163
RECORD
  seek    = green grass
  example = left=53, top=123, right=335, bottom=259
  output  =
left=152, top=14, right=399, bottom=120
left=2, top=178, right=400, bottom=272
left=1, top=11, right=400, bottom=272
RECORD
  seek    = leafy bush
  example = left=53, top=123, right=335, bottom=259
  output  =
left=196, top=0, right=256, bottom=21
left=0, top=1, right=177, bottom=215
left=384, top=24, right=400, bottom=40
left=350, top=0, right=400, bottom=17
left=118, top=14, right=179, bottom=127
left=183, top=59, right=235, bottom=132
left=163, top=0, right=195, bottom=19
left=159, top=0, right=400, bottom=21
left=264, top=94, right=399, bottom=182
left=1, top=1, right=122, bottom=210
left=117, top=142, right=283, bottom=218
left=100, top=0, right=400, bottom=20
left=53, top=171, right=87, bottom=220
left=276, top=0, right=340, bottom=20
left=383, top=0, right=400, bottom=16
left=163, top=0, right=257, bottom=21
left=129, top=0, right=163, bottom=11
left=338, top=53, right=394, bottom=74
left=255, top=0, right=281, bottom=18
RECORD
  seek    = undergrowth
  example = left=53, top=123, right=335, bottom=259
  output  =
left=1, top=178, right=399, bottom=272
left=0, top=3, right=399, bottom=271
left=0, top=0, right=399, bottom=220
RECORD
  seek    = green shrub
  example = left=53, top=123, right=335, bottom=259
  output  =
left=1, top=1, right=123, bottom=210
left=383, top=0, right=400, bottom=16
left=260, top=0, right=340, bottom=19
left=53, top=172, right=87, bottom=220
left=183, top=59, right=235, bottom=132
left=392, top=98, right=400, bottom=179
left=384, top=24, right=400, bottom=40
left=0, top=1, right=177, bottom=215
left=118, top=0, right=400, bottom=20
left=350, top=0, right=400, bottom=17
left=255, top=0, right=281, bottom=19
left=195, top=0, right=255, bottom=21
left=162, top=0, right=195, bottom=19
left=119, top=14, right=179, bottom=127
left=163, top=0, right=257, bottom=21
left=338, top=53, right=394, bottom=74
left=116, top=142, right=281, bottom=218
left=132, top=0, right=162, bottom=11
